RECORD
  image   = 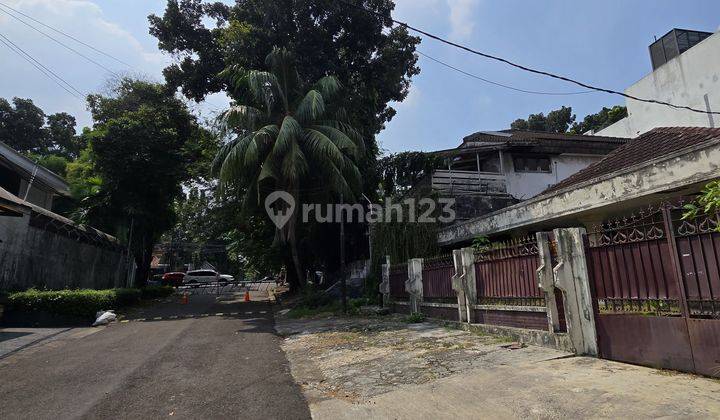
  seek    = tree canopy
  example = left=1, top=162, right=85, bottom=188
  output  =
left=510, top=105, right=627, bottom=134
left=81, top=78, right=213, bottom=284
left=0, top=97, right=85, bottom=158
left=149, top=0, right=420, bottom=197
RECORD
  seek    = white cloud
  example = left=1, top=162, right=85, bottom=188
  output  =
left=446, top=0, right=478, bottom=41
left=0, top=0, right=170, bottom=128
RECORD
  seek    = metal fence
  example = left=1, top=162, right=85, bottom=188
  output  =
left=421, top=254, right=455, bottom=301
left=473, top=237, right=544, bottom=306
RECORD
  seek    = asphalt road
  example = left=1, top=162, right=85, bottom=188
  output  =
left=0, top=293, right=310, bottom=420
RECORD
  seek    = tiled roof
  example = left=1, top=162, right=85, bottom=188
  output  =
left=457, top=130, right=628, bottom=155
left=542, top=127, right=720, bottom=195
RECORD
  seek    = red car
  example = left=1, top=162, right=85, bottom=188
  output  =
left=161, top=272, right=185, bottom=287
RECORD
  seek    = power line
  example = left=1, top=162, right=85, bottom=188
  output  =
left=0, top=31, right=84, bottom=99
left=0, top=6, right=120, bottom=77
left=341, top=0, right=720, bottom=116
left=416, top=50, right=593, bottom=96
left=0, top=1, right=133, bottom=68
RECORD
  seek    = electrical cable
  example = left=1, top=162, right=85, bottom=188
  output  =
left=0, top=1, right=134, bottom=68
left=340, top=0, right=720, bottom=115
left=0, top=31, right=84, bottom=99
left=0, top=6, right=121, bottom=77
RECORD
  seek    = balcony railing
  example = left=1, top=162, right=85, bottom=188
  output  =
left=431, top=170, right=507, bottom=194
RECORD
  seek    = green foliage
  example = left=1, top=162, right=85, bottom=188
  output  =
left=0, top=97, right=84, bottom=157
left=683, top=181, right=720, bottom=232
left=472, top=235, right=491, bottom=252
left=79, top=78, right=213, bottom=285
left=510, top=105, right=627, bottom=135
left=26, top=153, right=69, bottom=178
left=140, top=285, right=176, bottom=299
left=7, top=288, right=142, bottom=318
left=149, top=0, right=421, bottom=198
left=510, top=106, right=576, bottom=133
left=378, top=151, right=444, bottom=196
left=404, top=312, right=426, bottom=323
left=212, top=48, right=366, bottom=287
left=569, top=105, right=627, bottom=134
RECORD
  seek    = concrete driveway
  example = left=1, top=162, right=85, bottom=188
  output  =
left=276, top=316, right=720, bottom=419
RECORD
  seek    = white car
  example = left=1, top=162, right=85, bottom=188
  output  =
left=183, top=269, right=220, bottom=284
left=219, top=274, right=234, bottom=282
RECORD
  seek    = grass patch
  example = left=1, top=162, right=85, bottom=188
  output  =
left=403, top=312, right=426, bottom=323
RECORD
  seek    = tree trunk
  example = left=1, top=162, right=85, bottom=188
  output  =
left=289, top=235, right=303, bottom=292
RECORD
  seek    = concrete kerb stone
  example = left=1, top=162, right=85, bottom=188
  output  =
left=435, top=318, right=575, bottom=353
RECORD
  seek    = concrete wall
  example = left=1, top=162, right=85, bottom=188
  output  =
left=0, top=213, right=128, bottom=291
left=503, top=152, right=603, bottom=200
left=597, top=31, right=720, bottom=138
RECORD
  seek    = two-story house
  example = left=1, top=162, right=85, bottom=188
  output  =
left=424, top=130, right=627, bottom=221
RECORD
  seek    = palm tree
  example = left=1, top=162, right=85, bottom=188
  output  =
left=212, top=47, right=365, bottom=288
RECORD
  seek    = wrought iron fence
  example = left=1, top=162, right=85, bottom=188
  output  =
left=473, top=236, right=544, bottom=306
left=389, top=263, right=408, bottom=299
left=421, top=254, right=455, bottom=301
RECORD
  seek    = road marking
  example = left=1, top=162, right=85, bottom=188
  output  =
left=245, top=311, right=253, bottom=314
left=259, top=311, right=267, bottom=314
left=215, top=313, right=224, bottom=316
left=136, top=318, right=145, bottom=322
left=153, top=317, right=163, bottom=320
left=229, top=312, right=238, bottom=315
left=120, top=320, right=129, bottom=323
left=169, top=316, right=178, bottom=319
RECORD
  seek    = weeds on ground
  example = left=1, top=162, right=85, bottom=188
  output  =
left=404, top=312, right=426, bottom=323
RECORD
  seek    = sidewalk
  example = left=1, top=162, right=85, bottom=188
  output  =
left=0, top=327, right=71, bottom=359
left=276, top=315, right=720, bottom=419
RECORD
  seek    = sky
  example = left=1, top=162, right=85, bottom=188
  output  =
left=1, top=0, right=719, bottom=155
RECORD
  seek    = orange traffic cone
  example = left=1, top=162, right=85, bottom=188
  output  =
left=181, top=293, right=189, bottom=304
left=244, top=290, right=251, bottom=302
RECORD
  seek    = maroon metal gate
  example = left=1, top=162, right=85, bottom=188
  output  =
left=586, top=202, right=720, bottom=377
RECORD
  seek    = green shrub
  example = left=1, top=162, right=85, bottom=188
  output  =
left=404, top=312, right=426, bottom=323
left=7, top=288, right=146, bottom=318
left=140, top=285, right=175, bottom=299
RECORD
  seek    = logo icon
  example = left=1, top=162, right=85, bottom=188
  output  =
left=264, top=190, right=295, bottom=229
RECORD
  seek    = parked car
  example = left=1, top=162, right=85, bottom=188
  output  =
left=161, top=272, right=185, bottom=287
left=183, top=269, right=220, bottom=285
left=219, top=274, right=234, bottom=283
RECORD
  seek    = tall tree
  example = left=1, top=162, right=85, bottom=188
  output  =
left=511, top=106, right=576, bottom=133
left=0, top=97, right=46, bottom=152
left=569, top=105, right=627, bottom=134
left=212, top=48, right=364, bottom=289
left=149, top=0, right=420, bottom=196
left=82, top=78, right=210, bottom=285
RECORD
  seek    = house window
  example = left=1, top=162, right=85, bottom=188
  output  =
left=512, top=155, right=551, bottom=173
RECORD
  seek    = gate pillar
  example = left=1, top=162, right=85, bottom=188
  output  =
left=379, top=255, right=391, bottom=307
left=553, top=228, right=598, bottom=356
left=536, top=232, right=562, bottom=333
left=405, top=258, right=424, bottom=313
left=451, top=248, right=477, bottom=323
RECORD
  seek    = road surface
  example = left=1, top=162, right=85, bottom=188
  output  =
left=0, top=292, right=310, bottom=420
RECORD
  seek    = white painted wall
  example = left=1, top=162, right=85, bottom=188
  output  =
left=597, top=30, right=720, bottom=138
left=502, top=153, right=602, bottom=200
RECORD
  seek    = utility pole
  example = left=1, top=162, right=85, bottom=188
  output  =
left=340, top=193, right=347, bottom=313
